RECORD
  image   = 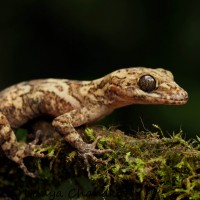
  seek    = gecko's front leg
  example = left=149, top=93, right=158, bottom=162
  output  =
left=52, top=107, right=113, bottom=176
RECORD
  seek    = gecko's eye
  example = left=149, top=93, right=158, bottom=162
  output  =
left=138, top=75, right=156, bottom=92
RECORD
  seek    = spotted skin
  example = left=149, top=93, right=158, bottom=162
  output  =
left=0, top=67, right=188, bottom=177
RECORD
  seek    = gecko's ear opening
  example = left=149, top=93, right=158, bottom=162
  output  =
left=108, top=84, right=132, bottom=100
left=108, top=85, right=125, bottom=97
left=109, top=85, right=120, bottom=93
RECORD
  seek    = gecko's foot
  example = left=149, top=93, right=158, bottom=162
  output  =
left=12, top=132, right=54, bottom=178
left=13, top=145, right=49, bottom=178
left=9, top=148, right=45, bottom=178
left=77, top=136, right=113, bottom=177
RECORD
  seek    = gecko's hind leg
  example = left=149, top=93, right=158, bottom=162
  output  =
left=0, top=112, right=49, bottom=178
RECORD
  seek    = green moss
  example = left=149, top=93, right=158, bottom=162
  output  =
left=1, top=124, right=200, bottom=199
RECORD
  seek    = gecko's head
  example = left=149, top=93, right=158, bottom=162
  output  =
left=108, top=67, right=188, bottom=105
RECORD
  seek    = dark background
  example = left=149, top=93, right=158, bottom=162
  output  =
left=0, top=1, right=199, bottom=136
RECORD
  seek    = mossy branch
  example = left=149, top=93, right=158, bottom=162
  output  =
left=1, top=123, right=200, bottom=199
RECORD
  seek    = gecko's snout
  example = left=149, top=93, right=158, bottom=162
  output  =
left=170, top=90, right=188, bottom=104
left=153, top=85, right=189, bottom=105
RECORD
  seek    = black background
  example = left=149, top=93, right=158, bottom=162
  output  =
left=0, top=1, right=199, bottom=136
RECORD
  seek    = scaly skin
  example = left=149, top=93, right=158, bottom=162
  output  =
left=0, top=67, right=188, bottom=177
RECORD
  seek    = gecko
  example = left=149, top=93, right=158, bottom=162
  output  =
left=0, top=67, right=188, bottom=178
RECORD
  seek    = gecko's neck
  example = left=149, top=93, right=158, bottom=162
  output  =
left=78, top=76, right=109, bottom=103
left=78, top=74, right=128, bottom=108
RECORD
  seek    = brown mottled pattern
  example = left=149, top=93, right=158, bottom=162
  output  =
left=0, top=67, right=188, bottom=177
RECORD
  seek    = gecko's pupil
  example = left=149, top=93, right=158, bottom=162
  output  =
left=138, top=75, right=156, bottom=92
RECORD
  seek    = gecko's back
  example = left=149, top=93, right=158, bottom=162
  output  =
left=0, top=79, right=83, bottom=128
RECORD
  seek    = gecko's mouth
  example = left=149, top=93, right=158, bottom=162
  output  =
left=158, top=97, right=188, bottom=105
left=153, top=93, right=188, bottom=105
left=152, top=89, right=188, bottom=105
left=130, top=91, right=188, bottom=105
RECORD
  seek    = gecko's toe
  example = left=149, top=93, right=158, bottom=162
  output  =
left=29, top=130, right=42, bottom=145
left=19, top=161, right=37, bottom=178
left=78, top=135, right=113, bottom=155
left=78, top=149, right=112, bottom=177
left=76, top=136, right=113, bottom=177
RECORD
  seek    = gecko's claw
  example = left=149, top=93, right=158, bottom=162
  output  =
left=77, top=136, right=113, bottom=177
